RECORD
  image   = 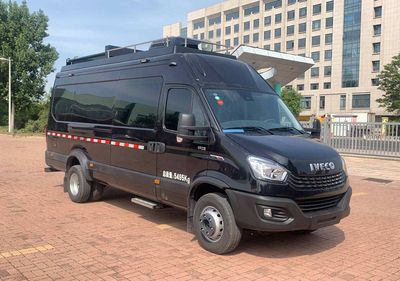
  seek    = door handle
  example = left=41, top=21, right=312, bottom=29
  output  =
left=147, top=142, right=166, bottom=154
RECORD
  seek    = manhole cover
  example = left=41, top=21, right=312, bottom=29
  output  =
left=363, top=178, right=393, bottom=184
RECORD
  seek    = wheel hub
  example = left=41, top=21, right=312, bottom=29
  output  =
left=199, top=206, right=224, bottom=242
left=69, top=173, right=80, bottom=196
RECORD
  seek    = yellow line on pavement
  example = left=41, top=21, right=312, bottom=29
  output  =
left=156, top=224, right=173, bottom=230
left=0, top=244, right=54, bottom=258
left=352, top=192, right=368, bottom=197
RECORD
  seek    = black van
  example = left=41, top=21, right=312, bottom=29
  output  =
left=45, top=37, right=351, bottom=254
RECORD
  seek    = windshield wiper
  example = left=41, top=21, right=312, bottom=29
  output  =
left=268, top=126, right=305, bottom=134
left=223, top=126, right=273, bottom=135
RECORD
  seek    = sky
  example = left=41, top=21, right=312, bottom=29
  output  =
left=21, top=0, right=221, bottom=91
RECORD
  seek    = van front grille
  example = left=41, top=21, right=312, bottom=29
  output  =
left=288, top=171, right=346, bottom=191
left=295, top=193, right=344, bottom=213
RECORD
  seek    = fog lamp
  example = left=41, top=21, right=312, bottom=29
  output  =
left=258, top=205, right=290, bottom=222
left=263, top=208, right=272, bottom=218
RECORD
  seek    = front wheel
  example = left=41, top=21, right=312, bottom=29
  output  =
left=193, top=193, right=242, bottom=254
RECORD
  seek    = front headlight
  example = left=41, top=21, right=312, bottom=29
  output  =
left=247, top=156, right=288, bottom=182
left=341, top=156, right=348, bottom=175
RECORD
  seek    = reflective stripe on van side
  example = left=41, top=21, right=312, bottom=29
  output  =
left=46, top=131, right=145, bottom=150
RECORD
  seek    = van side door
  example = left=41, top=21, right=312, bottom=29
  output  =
left=156, top=87, right=210, bottom=207
left=109, top=77, right=163, bottom=201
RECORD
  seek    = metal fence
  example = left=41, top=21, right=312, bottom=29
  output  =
left=299, top=121, right=313, bottom=129
left=304, top=120, right=400, bottom=158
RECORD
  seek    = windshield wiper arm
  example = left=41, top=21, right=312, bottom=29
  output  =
left=224, top=126, right=273, bottom=135
left=268, top=126, right=305, bottom=134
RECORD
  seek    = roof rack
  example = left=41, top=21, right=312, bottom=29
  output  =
left=66, top=37, right=234, bottom=66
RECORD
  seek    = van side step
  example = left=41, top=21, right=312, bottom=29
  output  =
left=131, top=197, right=165, bottom=209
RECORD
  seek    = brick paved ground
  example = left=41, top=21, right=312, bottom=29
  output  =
left=0, top=134, right=399, bottom=281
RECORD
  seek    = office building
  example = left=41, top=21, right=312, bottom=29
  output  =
left=163, top=0, right=400, bottom=120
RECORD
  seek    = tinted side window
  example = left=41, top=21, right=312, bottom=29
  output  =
left=187, top=54, right=273, bottom=93
left=192, top=95, right=207, bottom=127
left=165, top=89, right=192, bottom=131
left=192, top=95, right=208, bottom=137
left=113, top=77, right=162, bottom=129
left=70, top=82, right=115, bottom=124
left=52, top=86, right=75, bottom=121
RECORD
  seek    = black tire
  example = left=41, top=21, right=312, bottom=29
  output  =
left=193, top=193, right=242, bottom=255
left=65, top=165, right=92, bottom=203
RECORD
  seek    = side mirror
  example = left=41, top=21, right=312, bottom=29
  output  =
left=178, top=113, right=195, bottom=137
left=312, top=119, right=321, bottom=130
left=303, top=118, right=321, bottom=139
left=177, top=113, right=210, bottom=143
left=304, top=128, right=321, bottom=139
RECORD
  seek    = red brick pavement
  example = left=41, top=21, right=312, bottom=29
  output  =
left=0, top=135, right=399, bottom=280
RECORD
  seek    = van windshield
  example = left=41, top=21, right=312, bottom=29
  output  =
left=204, top=89, right=304, bottom=134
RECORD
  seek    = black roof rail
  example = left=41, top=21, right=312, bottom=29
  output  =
left=65, top=37, right=233, bottom=66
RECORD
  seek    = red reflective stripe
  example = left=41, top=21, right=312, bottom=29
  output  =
left=47, top=131, right=145, bottom=150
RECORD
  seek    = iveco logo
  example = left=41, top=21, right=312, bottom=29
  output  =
left=310, top=162, right=335, bottom=172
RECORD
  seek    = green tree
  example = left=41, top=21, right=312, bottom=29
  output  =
left=0, top=0, right=58, bottom=128
left=19, top=97, right=49, bottom=133
left=377, top=53, right=400, bottom=114
left=281, top=87, right=302, bottom=117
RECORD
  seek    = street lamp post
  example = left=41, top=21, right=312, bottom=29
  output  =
left=0, top=57, right=13, bottom=133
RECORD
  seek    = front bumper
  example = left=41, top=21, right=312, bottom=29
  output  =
left=226, top=187, right=352, bottom=232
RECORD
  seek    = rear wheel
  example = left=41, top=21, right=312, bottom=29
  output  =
left=66, top=165, right=92, bottom=203
left=193, top=193, right=242, bottom=254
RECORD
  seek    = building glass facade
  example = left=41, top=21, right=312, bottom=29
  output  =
left=342, top=0, right=362, bottom=88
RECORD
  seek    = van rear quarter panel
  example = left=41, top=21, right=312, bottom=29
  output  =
left=48, top=71, right=120, bottom=164
left=47, top=86, right=71, bottom=158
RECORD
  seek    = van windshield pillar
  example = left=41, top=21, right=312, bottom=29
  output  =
left=274, top=82, right=282, bottom=96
